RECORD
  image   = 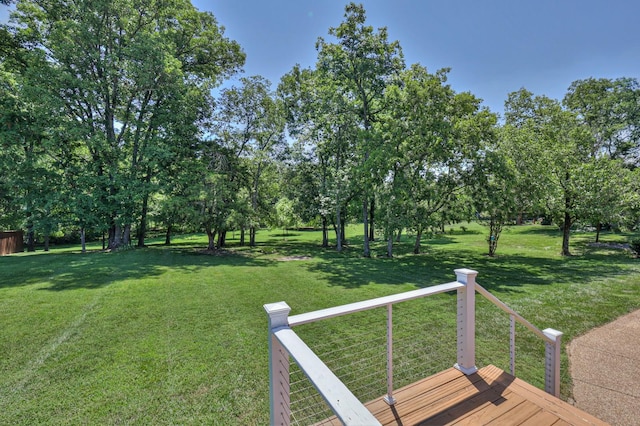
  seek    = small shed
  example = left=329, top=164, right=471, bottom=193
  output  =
left=0, top=230, right=24, bottom=255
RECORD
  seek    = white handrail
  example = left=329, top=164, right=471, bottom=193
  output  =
left=274, top=327, right=382, bottom=426
left=474, top=282, right=553, bottom=344
left=289, top=281, right=463, bottom=327
left=266, top=269, right=564, bottom=425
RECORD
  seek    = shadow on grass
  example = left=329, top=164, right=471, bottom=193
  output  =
left=0, top=245, right=277, bottom=291
left=1, top=229, right=635, bottom=293
left=512, top=225, right=563, bottom=235
left=302, top=243, right=636, bottom=294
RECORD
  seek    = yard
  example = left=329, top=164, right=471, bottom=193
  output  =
left=1, top=224, right=639, bottom=425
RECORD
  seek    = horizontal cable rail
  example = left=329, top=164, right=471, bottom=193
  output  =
left=266, top=269, right=564, bottom=425
left=289, top=281, right=463, bottom=326
left=474, top=282, right=553, bottom=344
left=273, top=327, right=381, bottom=425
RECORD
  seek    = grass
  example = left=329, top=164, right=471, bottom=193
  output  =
left=1, top=223, right=639, bottom=424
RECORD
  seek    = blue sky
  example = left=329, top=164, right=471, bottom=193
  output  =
left=199, top=0, right=639, bottom=116
left=3, top=0, right=638, bottom=116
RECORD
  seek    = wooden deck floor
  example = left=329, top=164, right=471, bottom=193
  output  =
left=317, top=365, right=608, bottom=425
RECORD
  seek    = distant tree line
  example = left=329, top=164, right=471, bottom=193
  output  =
left=1, top=1, right=639, bottom=256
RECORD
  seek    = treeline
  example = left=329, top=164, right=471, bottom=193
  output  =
left=1, top=2, right=639, bottom=256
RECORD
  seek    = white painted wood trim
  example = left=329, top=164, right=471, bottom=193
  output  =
left=274, top=328, right=382, bottom=426
left=543, top=328, right=563, bottom=397
left=455, top=269, right=478, bottom=374
left=288, top=282, right=463, bottom=327
left=264, top=302, right=292, bottom=426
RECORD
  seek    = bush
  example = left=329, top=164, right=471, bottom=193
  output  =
left=630, top=237, right=640, bottom=257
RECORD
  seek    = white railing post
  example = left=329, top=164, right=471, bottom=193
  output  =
left=383, top=304, right=396, bottom=405
left=264, top=302, right=292, bottom=426
left=510, top=315, right=516, bottom=376
left=454, top=268, right=478, bottom=375
left=543, top=328, right=563, bottom=397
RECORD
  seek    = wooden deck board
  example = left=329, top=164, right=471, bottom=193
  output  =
left=313, top=365, right=608, bottom=426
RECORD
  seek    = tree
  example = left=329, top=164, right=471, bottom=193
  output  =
left=0, top=66, right=25, bottom=230
left=471, top=145, right=518, bottom=256
left=12, top=0, right=244, bottom=249
left=563, top=77, right=640, bottom=238
left=564, top=77, right=640, bottom=166
left=199, top=142, right=239, bottom=250
left=505, top=89, right=596, bottom=256
left=274, top=197, right=298, bottom=238
left=279, top=65, right=359, bottom=251
left=0, top=56, right=66, bottom=250
left=574, top=158, right=630, bottom=242
left=316, top=2, right=404, bottom=257
left=383, top=64, right=496, bottom=254
left=214, top=76, right=286, bottom=246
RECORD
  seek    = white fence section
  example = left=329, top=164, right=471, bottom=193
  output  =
left=264, top=268, right=563, bottom=426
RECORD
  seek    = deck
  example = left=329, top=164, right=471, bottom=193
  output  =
left=316, top=365, right=607, bottom=426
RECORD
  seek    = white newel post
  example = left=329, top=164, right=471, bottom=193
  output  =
left=543, top=328, right=563, bottom=397
left=264, top=302, right=292, bottom=426
left=454, top=268, right=478, bottom=375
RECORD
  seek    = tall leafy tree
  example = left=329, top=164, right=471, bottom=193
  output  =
left=11, top=0, right=244, bottom=249
left=505, top=89, right=597, bottom=256
left=471, top=145, right=518, bottom=256
left=564, top=77, right=640, bottom=166
left=316, top=2, right=404, bottom=257
left=574, top=157, right=631, bottom=241
left=563, top=77, right=639, bottom=238
left=384, top=64, right=496, bottom=254
left=279, top=65, right=359, bottom=251
left=214, top=76, right=286, bottom=246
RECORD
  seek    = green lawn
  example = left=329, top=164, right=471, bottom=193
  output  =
left=1, top=224, right=639, bottom=425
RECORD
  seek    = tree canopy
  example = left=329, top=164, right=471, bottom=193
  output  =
left=1, top=1, right=638, bottom=256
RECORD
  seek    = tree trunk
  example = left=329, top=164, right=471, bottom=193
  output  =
left=488, top=218, right=502, bottom=257
left=123, top=224, right=131, bottom=247
left=165, top=224, right=172, bottom=245
left=217, top=230, right=226, bottom=248
left=81, top=228, right=86, bottom=253
left=44, top=234, right=50, bottom=252
left=517, top=212, right=523, bottom=226
left=362, top=198, right=370, bottom=257
left=249, top=226, right=256, bottom=247
left=137, top=193, right=149, bottom=247
left=108, top=223, right=121, bottom=249
left=336, top=205, right=343, bottom=252
left=395, top=228, right=402, bottom=243
left=413, top=226, right=423, bottom=254
left=561, top=212, right=572, bottom=256
left=387, top=235, right=393, bottom=258
left=206, top=228, right=217, bottom=250
left=240, top=228, right=245, bottom=246
left=322, top=216, right=329, bottom=248
left=26, top=213, right=35, bottom=252
left=595, top=223, right=601, bottom=243
left=369, top=199, right=375, bottom=241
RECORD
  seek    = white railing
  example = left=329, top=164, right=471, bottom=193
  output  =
left=264, top=268, right=563, bottom=426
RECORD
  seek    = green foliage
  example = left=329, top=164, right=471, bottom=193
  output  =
left=213, top=76, right=285, bottom=246
left=564, top=77, right=640, bottom=165
left=502, top=88, right=634, bottom=256
left=8, top=0, right=244, bottom=248
left=2, top=0, right=638, bottom=279
left=315, top=2, right=405, bottom=256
